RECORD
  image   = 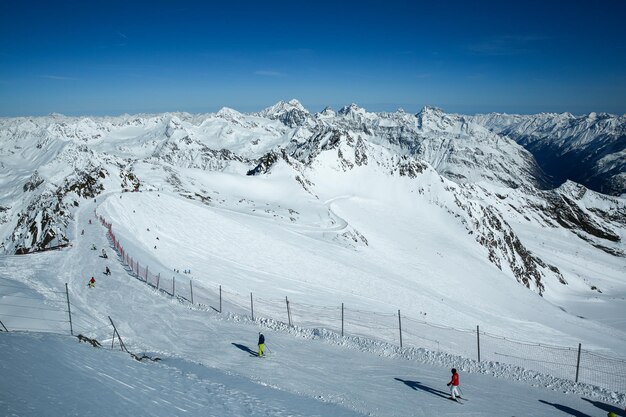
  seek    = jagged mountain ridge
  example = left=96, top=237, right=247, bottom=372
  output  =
left=471, top=112, right=626, bottom=196
left=0, top=101, right=624, bottom=298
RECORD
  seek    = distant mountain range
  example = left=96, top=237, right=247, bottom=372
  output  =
left=0, top=100, right=624, bottom=298
left=471, top=111, right=626, bottom=196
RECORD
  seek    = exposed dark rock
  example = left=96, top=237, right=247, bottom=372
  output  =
left=247, top=152, right=280, bottom=175
left=77, top=334, right=102, bottom=347
left=542, top=194, right=620, bottom=242
left=23, top=172, right=45, bottom=192
left=398, top=156, right=427, bottom=178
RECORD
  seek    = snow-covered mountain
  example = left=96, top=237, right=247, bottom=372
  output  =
left=1, top=101, right=626, bottom=414
left=471, top=111, right=626, bottom=196
left=0, top=102, right=624, bottom=299
left=0, top=102, right=625, bottom=317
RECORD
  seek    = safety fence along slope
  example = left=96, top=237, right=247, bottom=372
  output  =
left=96, top=213, right=626, bottom=395
left=0, top=278, right=72, bottom=334
left=0, top=276, right=142, bottom=358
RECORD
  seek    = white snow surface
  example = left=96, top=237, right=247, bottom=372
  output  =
left=0, top=191, right=625, bottom=416
left=1, top=102, right=626, bottom=416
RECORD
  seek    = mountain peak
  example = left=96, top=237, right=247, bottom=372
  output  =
left=262, top=99, right=306, bottom=114
left=216, top=107, right=242, bottom=118
left=317, top=106, right=336, bottom=117
left=338, top=103, right=364, bottom=115
left=415, top=106, right=454, bottom=131
left=259, top=99, right=311, bottom=127
left=416, top=106, right=444, bottom=117
left=286, top=98, right=304, bottom=108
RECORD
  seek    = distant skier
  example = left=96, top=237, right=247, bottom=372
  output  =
left=104, top=266, right=111, bottom=276
left=81, top=229, right=84, bottom=235
left=101, top=249, right=107, bottom=258
left=88, top=277, right=96, bottom=288
left=257, top=332, right=265, bottom=357
left=89, top=219, right=92, bottom=224
left=447, top=368, right=460, bottom=401
left=91, top=244, right=96, bottom=250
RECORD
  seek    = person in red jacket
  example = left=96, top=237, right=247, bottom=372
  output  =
left=447, top=368, right=460, bottom=400
left=88, top=277, right=96, bottom=288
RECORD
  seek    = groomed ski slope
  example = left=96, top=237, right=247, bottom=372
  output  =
left=98, top=167, right=626, bottom=355
left=1, top=193, right=625, bottom=416
left=2, top=330, right=624, bottom=417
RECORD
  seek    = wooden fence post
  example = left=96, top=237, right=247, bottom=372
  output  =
left=341, top=303, right=344, bottom=337
left=65, top=283, right=73, bottom=336
left=398, top=309, right=403, bottom=348
left=108, top=316, right=128, bottom=353
left=250, top=293, right=254, bottom=321
left=190, top=280, right=194, bottom=304
left=219, top=285, right=222, bottom=313
left=477, top=325, right=481, bottom=362
left=286, top=296, right=292, bottom=327
left=575, top=343, right=582, bottom=382
left=110, top=327, right=116, bottom=349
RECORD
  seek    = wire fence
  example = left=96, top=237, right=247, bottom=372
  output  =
left=0, top=277, right=145, bottom=359
left=0, top=278, right=71, bottom=334
left=95, top=212, right=626, bottom=394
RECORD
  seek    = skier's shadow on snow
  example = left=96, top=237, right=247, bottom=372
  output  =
left=394, top=378, right=449, bottom=399
left=581, top=398, right=625, bottom=416
left=232, top=343, right=257, bottom=356
left=538, top=400, right=592, bottom=417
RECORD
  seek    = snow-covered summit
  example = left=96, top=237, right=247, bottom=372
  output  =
left=316, top=106, right=336, bottom=118
left=216, top=106, right=243, bottom=119
left=416, top=106, right=456, bottom=131
left=257, top=99, right=312, bottom=127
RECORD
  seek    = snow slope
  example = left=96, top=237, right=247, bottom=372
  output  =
left=1, top=102, right=626, bottom=415
left=0, top=201, right=625, bottom=416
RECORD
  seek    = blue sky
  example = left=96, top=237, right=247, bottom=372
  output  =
left=1, top=0, right=625, bottom=116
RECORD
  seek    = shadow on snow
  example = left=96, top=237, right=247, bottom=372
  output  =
left=394, top=378, right=449, bottom=399
left=581, top=397, right=626, bottom=416
left=538, top=400, right=591, bottom=417
left=232, top=343, right=257, bottom=356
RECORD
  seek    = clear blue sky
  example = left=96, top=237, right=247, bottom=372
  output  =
left=1, top=0, right=625, bottom=116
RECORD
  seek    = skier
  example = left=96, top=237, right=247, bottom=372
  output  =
left=91, top=244, right=96, bottom=250
left=88, top=277, right=96, bottom=288
left=81, top=229, right=84, bottom=235
left=89, top=219, right=92, bottom=224
left=447, top=368, right=461, bottom=401
left=101, top=249, right=107, bottom=258
left=257, top=332, right=265, bottom=357
left=104, top=266, right=111, bottom=276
